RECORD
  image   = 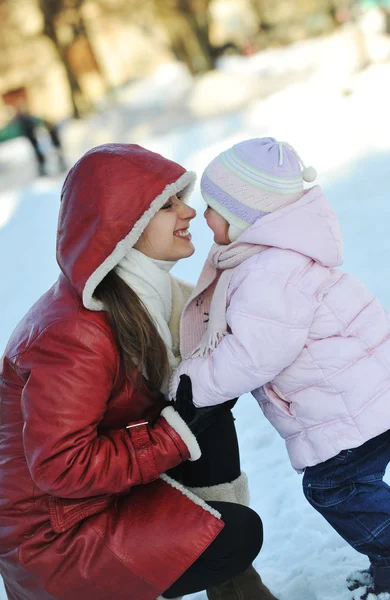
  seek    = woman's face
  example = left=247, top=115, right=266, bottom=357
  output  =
left=134, top=194, right=196, bottom=260
left=204, top=206, right=230, bottom=245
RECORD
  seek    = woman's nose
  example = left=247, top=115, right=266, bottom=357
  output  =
left=180, top=203, right=196, bottom=220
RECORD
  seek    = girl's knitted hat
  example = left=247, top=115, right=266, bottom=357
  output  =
left=200, top=137, right=317, bottom=242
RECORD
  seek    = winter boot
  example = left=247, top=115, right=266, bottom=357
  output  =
left=188, top=473, right=279, bottom=600
left=350, top=584, right=390, bottom=599
left=207, top=565, right=279, bottom=600
left=348, top=563, right=390, bottom=599
left=347, top=566, right=374, bottom=591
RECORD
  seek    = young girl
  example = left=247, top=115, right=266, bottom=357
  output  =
left=171, top=136, right=390, bottom=600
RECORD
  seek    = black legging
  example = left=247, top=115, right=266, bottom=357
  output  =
left=163, top=500, right=263, bottom=597
left=164, top=409, right=263, bottom=597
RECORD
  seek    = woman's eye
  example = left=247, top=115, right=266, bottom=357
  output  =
left=161, top=203, right=173, bottom=210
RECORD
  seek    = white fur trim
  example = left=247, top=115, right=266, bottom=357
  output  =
left=160, top=473, right=222, bottom=520
left=174, top=276, right=194, bottom=299
left=161, top=405, right=201, bottom=461
left=83, top=171, right=196, bottom=311
left=169, top=276, right=190, bottom=361
left=187, top=472, right=250, bottom=506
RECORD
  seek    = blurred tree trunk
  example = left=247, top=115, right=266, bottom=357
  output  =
left=39, top=0, right=85, bottom=117
left=350, top=1, right=371, bottom=70
left=248, top=0, right=263, bottom=23
left=153, top=0, right=215, bottom=74
left=179, top=0, right=214, bottom=69
left=380, top=6, right=390, bottom=35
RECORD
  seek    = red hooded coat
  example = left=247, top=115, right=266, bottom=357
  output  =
left=0, top=144, right=223, bottom=600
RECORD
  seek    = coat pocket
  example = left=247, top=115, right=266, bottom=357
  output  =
left=262, top=383, right=293, bottom=417
left=304, top=482, right=356, bottom=508
left=48, top=494, right=114, bottom=534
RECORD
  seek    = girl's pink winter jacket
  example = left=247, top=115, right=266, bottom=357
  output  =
left=178, top=186, right=390, bottom=470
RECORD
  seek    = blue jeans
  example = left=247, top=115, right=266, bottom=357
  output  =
left=303, top=430, right=390, bottom=591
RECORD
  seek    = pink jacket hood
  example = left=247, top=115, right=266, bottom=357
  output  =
left=239, top=185, right=344, bottom=268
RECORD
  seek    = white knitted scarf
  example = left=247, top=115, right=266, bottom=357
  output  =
left=116, top=248, right=179, bottom=372
left=180, top=241, right=267, bottom=359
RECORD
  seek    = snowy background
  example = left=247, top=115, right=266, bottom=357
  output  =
left=1, top=17, right=390, bottom=600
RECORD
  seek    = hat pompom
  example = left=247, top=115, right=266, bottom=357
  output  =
left=302, top=165, right=317, bottom=183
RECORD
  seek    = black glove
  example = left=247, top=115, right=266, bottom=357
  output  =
left=173, top=375, right=237, bottom=437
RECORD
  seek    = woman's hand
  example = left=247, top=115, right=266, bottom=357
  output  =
left=172, top=375, right=236, bottom=437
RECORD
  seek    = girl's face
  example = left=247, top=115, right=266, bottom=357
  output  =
left=134, top=194, right=196, bottom=260
left=204, top=206, right=230, bottom=245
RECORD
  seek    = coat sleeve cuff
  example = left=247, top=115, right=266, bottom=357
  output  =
left=160, top=406, right=201, bottom=461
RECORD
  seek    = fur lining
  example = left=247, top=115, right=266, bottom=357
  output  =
left=186, top=472, right=249, bottom=506
left=83, top=171, right=196, bottom=311
left=160, top=473, right=222, bottom=520
left=175, top=277, right=195, bottom=300
left=168, top=276, right=194, bottom=359
left=161, top=406, right=201, bottom=461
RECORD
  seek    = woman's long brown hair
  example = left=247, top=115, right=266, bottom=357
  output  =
left=94, top=269, right=170, bottom=391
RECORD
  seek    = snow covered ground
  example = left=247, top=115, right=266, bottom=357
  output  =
left=1, top=22, right=390, bottom=600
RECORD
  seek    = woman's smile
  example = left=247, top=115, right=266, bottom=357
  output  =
left=174, top=228, right=192, bottom=240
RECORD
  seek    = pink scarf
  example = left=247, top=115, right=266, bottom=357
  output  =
left=180, top=241, right=267, bottom=359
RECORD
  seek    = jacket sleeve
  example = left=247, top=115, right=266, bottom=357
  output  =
left=173, top=266, right=315, bottom=407
left=20, top=318, right=200, bottom=498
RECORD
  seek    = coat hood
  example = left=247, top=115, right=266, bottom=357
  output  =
left=57, top=143, right=196, bottom=310
left=239, top=185, right=344, bottom=267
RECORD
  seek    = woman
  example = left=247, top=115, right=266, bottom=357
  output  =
left=0, top=144, right=269, bottom=600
